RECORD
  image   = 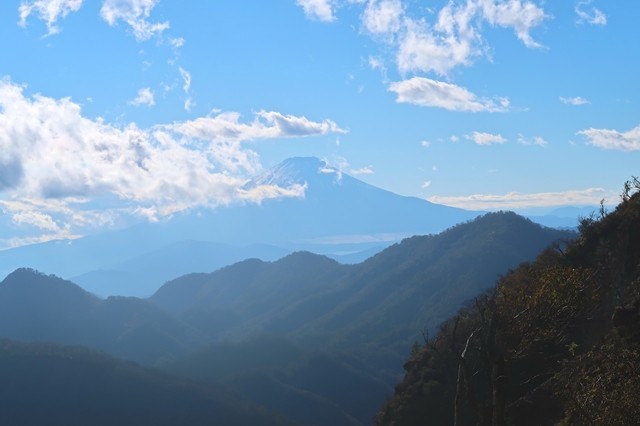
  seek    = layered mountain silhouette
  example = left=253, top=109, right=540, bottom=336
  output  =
left=0, top=269, right=203, bottom=364
left=0, top=211, right=574, bottom=425
left=151, top=212, right=574, bottom=369
left=0, top=157, right=480, bottom=297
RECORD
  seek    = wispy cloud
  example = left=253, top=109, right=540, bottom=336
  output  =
left=578, top=124, right=640, bottom=151
left=389, top=77, right=509, bottom=112
left=362, top=0, right=404, bottom=37
left=296, top=0, right=336, bottom=22
left=560, top=96, right=590, bottom=106
left=178, top=67, right=193, bottom=111
left=18, top=0, right=83, bottom=36
left=429, top=187, right=616, bottom=210
left=517, top=134, right=547, bottom=146
left=170, top=37, right=185, bottom=48
left=178, top=67, right=191, bottom=93
left=0, top=78, right=344, bottom=234
left=100, top=0, right=169, bottom=41
left=129, top=87, right=155, bottom=107
left=575, top=0, right=606, bottom=25
left=466, top=131, right=507, bottom=145
left=350, top=165, right=374, bottom=175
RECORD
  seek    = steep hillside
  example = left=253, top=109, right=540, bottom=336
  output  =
left=377, top=181, right=640, bottom=425
left=0, top=339, right=291, bottom=426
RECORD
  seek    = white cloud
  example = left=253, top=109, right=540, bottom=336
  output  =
left=389, top=77, right=509, bottom=112
left=466, top=131, right=506, bottom=145
left=362, top=0, right=404, bottom=36
left=298, top=0, right=548, bottom=76
left=396, top=14, right=480, bottom=76
left=575, top=0, right=606, bottom=25
left=350, top=165, right=374, bottom=175
left=0, top=78, right=344, bottom=234
left=395, top=0, right=547, bottom=76
left=517, top=134, right=547, bottom=146
left=421, top=180, right=432, bottom=189
left=100, top=0, right=169, bottom=41
left=18, top=0, right=83, bottom=36
left=420, top=140, right=431, bottom=147
left=178, top=67, right=191, bottom=93
left=296, top=0, right=335, bottom=22
left=477, top=0, right=547, bottom=48
left=178, top=67, right=193, bottom=111
left=184, top=97, right=195, bottom=112
left=560, top=96, right=590, bottom=106
left=170, top=37, right=185, bottom=48
left=428, top=187, right=616, bottom=210
left=578, top=124, right=640, bottom=151
left=129, top=87, right=155, bottom=107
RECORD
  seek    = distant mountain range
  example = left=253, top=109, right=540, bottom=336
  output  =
left=0, top=157, right=480, bottom=297
left=0, top=211, right=574, bottom=425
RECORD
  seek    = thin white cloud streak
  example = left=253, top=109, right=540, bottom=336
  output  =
left=179, top=67, right=191, bottom=93
left=428, top=187, right=616, bottom=210
left=130, top=87, right=155, bottom=107
left=296, top=0, right=335, bottom=22
left=18, top=0, right=83, bottom=36
left=178, top=67, right=193, bottom=111
left=466, top=131, right=506, bottom=145
left=575, top=0, right=606, bottom=25
left=100, top=0, right=169, bottom=41
left=0, top=78, right=344, bottom=234
left=578, top=124, right=640, bottom=151
left=560, top=96, right=590, bottom=106
left=350, top=166, right=374, bottom=175
left=389, top=77, right=509, bottom=112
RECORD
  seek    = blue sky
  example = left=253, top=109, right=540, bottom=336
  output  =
left=0, top=0, right=638, bottom=247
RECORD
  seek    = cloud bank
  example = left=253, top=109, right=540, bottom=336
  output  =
left=0, top=78, right=344, bottom=241
left=429, top=187, right=615, bottom=210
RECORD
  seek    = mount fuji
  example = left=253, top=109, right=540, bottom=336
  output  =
left=0, top=157, right=480, bottom=296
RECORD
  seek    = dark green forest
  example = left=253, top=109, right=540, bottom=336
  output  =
left=377, top=179, right=640, bottom=425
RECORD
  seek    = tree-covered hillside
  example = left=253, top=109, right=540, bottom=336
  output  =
left=152, top=212, right=574, bottom=372
left=0, top=339, right=292, bottom=426
left=377, top=180, right=640, bottom=425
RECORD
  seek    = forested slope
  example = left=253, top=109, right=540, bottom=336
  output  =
left=377, top=180, right=640, bottom=425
